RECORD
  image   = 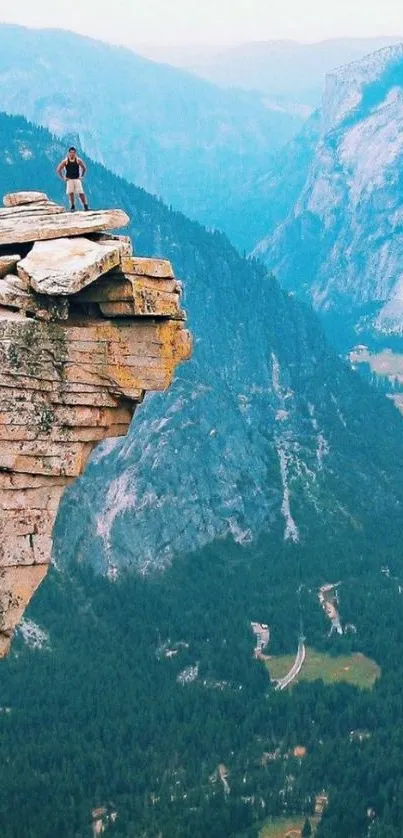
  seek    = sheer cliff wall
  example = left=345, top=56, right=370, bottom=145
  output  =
left=0, top=192, right=192, bottom=655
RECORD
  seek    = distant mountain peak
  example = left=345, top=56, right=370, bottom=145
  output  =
left=0, top=22, right=301, bottom=234
left=323, top=41, right=403, bottom=129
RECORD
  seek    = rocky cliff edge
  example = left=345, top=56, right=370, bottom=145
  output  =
left=0, top=191, right=192, bottom=656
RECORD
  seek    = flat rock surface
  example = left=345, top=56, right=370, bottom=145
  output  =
left=121, top=257, right=174, bottom=278
left=77, top=272, right=183, bottom=318
left=18, top=237, right=122, bottom=295
left=0, top=207, right=129, bottom=246
left=0, top=203, right=64, bottom=219
left=3, top=191, right=48, bottom=207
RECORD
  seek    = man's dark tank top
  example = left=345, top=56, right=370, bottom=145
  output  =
left=65, top=158, right=80, bottom=179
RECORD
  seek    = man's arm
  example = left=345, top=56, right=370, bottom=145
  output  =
left=56, top=159, right=67, bottom=180
left=78, top=158, right=87, bottom=177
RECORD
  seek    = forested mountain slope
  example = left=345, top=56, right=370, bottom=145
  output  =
left=3, top=111, right=403, bottom=576
left=4, top=112, right=403, bottom=838
left=3, top=542, right=403, bottom=838
left=0, top=24, right=301, bottom=232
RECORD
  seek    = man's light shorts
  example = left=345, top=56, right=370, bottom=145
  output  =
left=66, top=178, right=83, bottom=195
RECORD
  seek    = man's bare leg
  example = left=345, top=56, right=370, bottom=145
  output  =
left=79, top=192, right=89, bottom=211
left=67, top=187, right=75, bottom=211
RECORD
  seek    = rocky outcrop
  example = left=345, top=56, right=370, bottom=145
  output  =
left=0, top=191, right=192, bottom=656
left=0, top=193, right=129, bottom=245
left=3, top=191, right=48, bottom=207
left=18, top=237, right=124, bottom=294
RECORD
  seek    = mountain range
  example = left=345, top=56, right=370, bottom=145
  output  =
left=0, top=23, right=301, bottom=231
left=3, top=106, right=403, bottom=837
left=3, top=33, right=403, bottom=838
left=136, top=37, right=403, bottom=111
left=2, top=110, right=402, bottom=574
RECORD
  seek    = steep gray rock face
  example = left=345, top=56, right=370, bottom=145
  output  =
left=55, top=238, right=403, bottom=575
left=55, top=224, right=403, bottom=576
left=255, top=44, right=403, bottom=336
left=0, top=188, right=191, bottom=654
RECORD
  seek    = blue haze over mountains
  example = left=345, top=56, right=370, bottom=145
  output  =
left=3, top=26, right=403, bottom=837
left=2, top=111, right=403, bottom=575
left=139, top=36, right=403, bottom=109
left=256, top=43, right=403, bottom=356
left=1, top=22, right=403, bottom=621
left=0, top=23, right=301, bottom=234
left=2, top=25, right=402, bottom=256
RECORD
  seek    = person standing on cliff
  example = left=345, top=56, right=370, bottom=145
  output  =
left=56, top=147, right=89, bottom=212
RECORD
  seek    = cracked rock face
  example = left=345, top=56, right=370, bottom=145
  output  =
left=0, top=191, right=192, bottom=655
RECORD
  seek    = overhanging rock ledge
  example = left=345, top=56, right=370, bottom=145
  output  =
left=0, top=192, right=192, bottom=656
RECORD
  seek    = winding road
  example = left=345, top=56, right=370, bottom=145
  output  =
left=275, top=637, right=306, bottom=691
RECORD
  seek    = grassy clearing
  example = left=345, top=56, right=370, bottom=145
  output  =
left=260, top=816, right=315, bottom=837
left=265, top=647, right=380, bottom=689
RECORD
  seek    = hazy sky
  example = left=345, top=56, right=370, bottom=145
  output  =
left=0, top=0, right=402, bottom=47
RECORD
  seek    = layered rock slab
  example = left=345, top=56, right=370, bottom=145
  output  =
left=0, top=206, right=129, bottom=246
left=121, top=257, right=174, bottom=278
left=78, top=271, right=183, bottom=319
left=0, top=191, right=192, bottom=655
left=4, top=191, right=48, bottom=207
left=0, top=275, right=69, bottom=320
left=18, top=237, right=123, bottom=295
